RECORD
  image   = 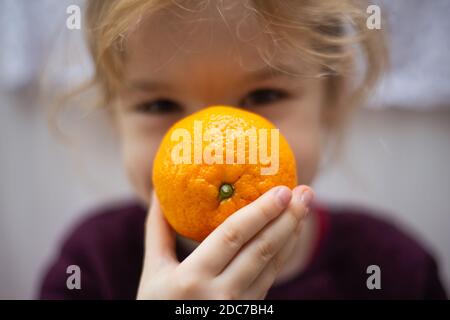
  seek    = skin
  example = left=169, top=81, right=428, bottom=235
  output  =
left=112, top=2, right=328, bottom=299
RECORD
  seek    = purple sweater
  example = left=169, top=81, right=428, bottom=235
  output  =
left=38, top=200, right=447, bottom=299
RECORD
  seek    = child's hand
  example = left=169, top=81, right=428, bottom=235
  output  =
left=136, top=185, right=314, bottom=300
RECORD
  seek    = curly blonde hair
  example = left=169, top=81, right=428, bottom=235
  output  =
left=67, top=0, right=386, bottom=133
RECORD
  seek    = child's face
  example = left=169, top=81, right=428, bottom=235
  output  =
left=114, top=3, right=326, bottom=203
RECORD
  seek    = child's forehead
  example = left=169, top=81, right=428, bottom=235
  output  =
left=126, top=4, right=266, bottom=64
left=123, top=2, right=307, bottom=82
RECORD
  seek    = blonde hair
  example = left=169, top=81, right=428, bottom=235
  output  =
left=75, top=0, right=386, bottom=132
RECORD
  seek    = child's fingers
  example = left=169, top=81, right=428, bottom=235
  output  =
left=242, top=219, right=304, bottom=300
left=217, top=185, right=313, bottom=291
left=181, top=186, right=292, bottom=276
left=144, top=192, right=178, bottom=266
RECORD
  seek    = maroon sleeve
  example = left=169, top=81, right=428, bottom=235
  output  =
left=422, top=254, right=447, bottom=299
left=322, top=209, right=449, bottom=300
left=38, top=222, right=105, bottom=299
left=266, top=205, right=448, bottom=300
left=38, top=201, right=146, bottom=300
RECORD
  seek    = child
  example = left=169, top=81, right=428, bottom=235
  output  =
left=39, top=0, right=447, bottom=299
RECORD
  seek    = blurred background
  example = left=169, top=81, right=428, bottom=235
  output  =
left=1, top=0, right=449, bottom=299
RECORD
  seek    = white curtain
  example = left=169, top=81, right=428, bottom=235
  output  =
left=0, top=0, right=88, bottom=93
left=370, top=0, right=450, bottom=110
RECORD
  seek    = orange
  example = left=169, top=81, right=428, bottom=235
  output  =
left=152, top=106, right=297, bottom=242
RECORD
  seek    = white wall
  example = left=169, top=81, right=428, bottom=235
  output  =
left=313, top=108, right=450, bottom=293
left=1, top=89, right=449, bottom=299
left=0, top=88, right=132, bottom=299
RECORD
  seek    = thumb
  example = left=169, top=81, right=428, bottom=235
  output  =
left=144, top=192, right=178, bottom=265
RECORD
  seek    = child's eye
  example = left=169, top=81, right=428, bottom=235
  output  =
left=134, top=99, right=182, bottom=114
left=240, top=89, right=288, bottom=108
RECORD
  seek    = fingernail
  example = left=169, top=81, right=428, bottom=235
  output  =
left=297, top=186, right=314, bottom=208
left=275, top=186, right=292, bottom=207
left=292, top=186, right=313, bottom=220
